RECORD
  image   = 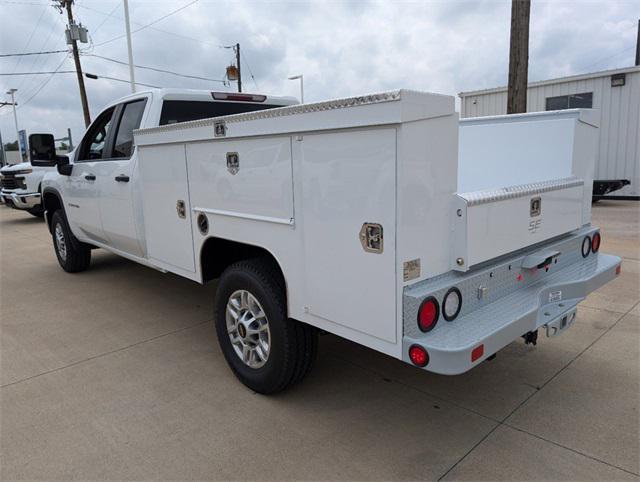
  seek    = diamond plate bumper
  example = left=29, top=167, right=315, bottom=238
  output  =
left=402, top=228, right=621, bottom=375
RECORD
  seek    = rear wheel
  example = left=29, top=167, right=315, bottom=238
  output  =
left=51, top=210, right=91, bottom=272
left=214, top=258, right=317, bottom=394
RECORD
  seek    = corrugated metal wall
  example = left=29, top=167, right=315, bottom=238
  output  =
left=460, top=69, right=640, bottom=197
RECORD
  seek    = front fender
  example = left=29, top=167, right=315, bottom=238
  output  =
left=41, top=187, right=64, bottom=233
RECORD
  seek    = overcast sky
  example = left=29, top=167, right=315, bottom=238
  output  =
left=0, top=0, right=638, bottom=148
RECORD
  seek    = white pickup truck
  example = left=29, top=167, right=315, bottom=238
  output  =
left=0, top=161, right=52, bottom=217
left=33, top=88, right=621, bottom=393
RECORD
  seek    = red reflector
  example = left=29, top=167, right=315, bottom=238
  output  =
left=409, top=345, right=429, bottom=367
left=591, top=232, right=601, bottom=253
left=471, top=344, right=484, bottom=362
left=616, top=264, right=622, bottom=275
left=417, top=297, right=439, bottom=332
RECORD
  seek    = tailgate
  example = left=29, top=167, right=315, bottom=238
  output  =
left=452, top=177, right=584, bottom=270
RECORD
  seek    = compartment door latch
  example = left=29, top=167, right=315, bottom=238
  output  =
left=359, top=223, right=383, bottom=254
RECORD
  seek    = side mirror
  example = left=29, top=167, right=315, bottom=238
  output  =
left=29, top=133, right=56, bottom=166
left=56, top=156, right=72, bottom=176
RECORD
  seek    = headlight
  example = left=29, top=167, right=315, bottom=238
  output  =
left=11, top=169, right=32, bottom=175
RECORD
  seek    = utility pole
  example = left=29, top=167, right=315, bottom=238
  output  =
left=235, top=43, right=242, bottom=92
left=0, top=128, right=6, bottom=167
left=123, top=0, right=136, bottom=92
left=59, top=0, right=91, bottom=127
left=5, top=89, right=20, bottom=155
left=507, top=0, right=531, bottom=114
left=635, top=19, right=639, bottom=66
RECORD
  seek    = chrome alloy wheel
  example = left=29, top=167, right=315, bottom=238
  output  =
left=226, top=289, right=271, bottom=368
left=54, top=223, right=67, bottom=262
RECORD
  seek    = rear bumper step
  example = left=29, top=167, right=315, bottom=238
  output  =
left=402, top=228, right=621, bottom=375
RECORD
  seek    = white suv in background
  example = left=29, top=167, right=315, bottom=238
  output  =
left=0, top=161, right=54, bottom=217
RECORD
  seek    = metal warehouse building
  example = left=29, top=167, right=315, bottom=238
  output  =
left=459, top=66, right=640, bottom=198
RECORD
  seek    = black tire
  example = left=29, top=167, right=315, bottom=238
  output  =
left=50, top=210, right=91, bottom=273
left=214, top=257, right=317, bottom=394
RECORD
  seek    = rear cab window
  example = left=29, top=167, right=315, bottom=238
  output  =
left=159, top=100, right=284, bottom=125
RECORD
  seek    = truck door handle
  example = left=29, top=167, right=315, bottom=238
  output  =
left=115, top=175, right=130, bottom=183
left=84, top=174, right=96, bottom=181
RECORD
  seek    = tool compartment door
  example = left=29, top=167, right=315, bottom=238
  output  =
left=300, top=128, right=397, bottom=343
left=454, top=178, right=584, bottom=269
left=138, top=143, right=196, bottom=273
left=186, top=137, right=294, bottom=222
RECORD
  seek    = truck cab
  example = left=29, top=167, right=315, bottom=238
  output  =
left=38, top=89, right=297, bottom=258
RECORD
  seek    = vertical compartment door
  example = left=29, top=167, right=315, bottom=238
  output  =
left=138, top=144, right=196, bottom=272
left=301, top=128, right=397, bottom=343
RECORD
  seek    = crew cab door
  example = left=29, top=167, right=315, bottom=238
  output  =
left=95, top=97, right=148, bottom=257
left=64, top=107, right=115, bottom=244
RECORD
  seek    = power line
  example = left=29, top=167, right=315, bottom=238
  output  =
left=93, top=0, right=200, bottom=48
left=91, top=1, right=121, bottom=36
left=79, top=1, right=206, bottom=44
left=580, top=46, right=635, bottom=72
left=84, top=53, right=226, bottom=83
left=19, top=10, right=66, bottom=93
left=0, top=1, right=49, bottom=5
left=0, top=49, right=68, bottom=58
left=78, top=2, right=210, bottom=47
left=85, top=73, right=159, bottom=89
left=13, top=55, right=69, bottom=112
left=11, top=5, right=47, bottom=74
left=18, top=11, right=70, bottom=105
left=0, top=71, right=75, bottom=76
left=241, top=52, right=260, bottom=91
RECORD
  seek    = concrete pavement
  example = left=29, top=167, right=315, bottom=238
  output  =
left=1, top=201, right=638, bottom=480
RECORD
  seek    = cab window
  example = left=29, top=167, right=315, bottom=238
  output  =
left=78, top=107, right=115, bottom=161
left=112, top=99, right=147, bottom=158
left=159, top=100, right=281, bottom=125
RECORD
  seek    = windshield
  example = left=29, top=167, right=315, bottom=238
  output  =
left=159, top=100, right=283, bottom=126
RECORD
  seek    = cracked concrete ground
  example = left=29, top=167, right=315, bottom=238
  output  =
left=1, top=200, right=638, bottom=480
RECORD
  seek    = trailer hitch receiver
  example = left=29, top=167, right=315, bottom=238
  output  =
left=522, top=329, right=538, bottom=345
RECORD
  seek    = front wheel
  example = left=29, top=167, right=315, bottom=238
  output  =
left=51, top=210, right=91, bottom=272
left=214, top=258, right=317, bottom=394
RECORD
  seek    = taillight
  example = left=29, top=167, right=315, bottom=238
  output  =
left=409, top=345, right=429, bottom=367
left=616, top=264, right=622, bottom=275
left=591, top=232, right=601, bottom=253
left=417, top=297, right=439, bottom=332
left=581, top=236, right=592, bottom=258
left=442, top=287, right=462, bottom=321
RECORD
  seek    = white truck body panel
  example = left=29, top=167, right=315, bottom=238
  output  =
left=135, top=90, right=457, bottom=356
left=131, top=89, right=614, bottom=360
left=138, top=143, right=196, bottom=273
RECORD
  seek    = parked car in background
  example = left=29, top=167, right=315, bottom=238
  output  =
left=0, top=161, right=54, bottom=217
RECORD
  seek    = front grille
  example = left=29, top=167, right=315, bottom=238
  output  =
left=1, top=176, right=25, bottom=190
